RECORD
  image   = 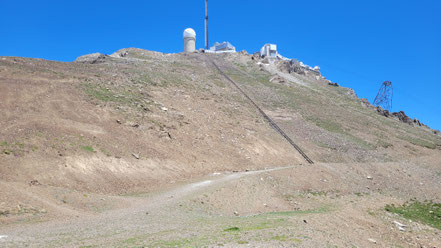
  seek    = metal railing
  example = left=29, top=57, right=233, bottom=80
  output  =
left=208, top=57, right=314, bottom=164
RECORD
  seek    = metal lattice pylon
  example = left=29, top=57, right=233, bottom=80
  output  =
left=373, top=81, right=393, bottom=111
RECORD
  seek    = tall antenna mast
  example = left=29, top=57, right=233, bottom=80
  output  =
left=205, top=0, right=209, bottom=50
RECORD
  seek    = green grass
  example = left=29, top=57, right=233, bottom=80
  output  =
left=311, top=118, right=344, bottom=134
left=270, top=235, right=302, bottom=243
left=1, top=141, right=6, bottom=146
left=385, top=199, right=441, bottom=230
left=354, top=192, right=369, bottom=197
left=116, top=204, right=330, bottom=247
left=83, top=83, right=120, bottom=102
left=305, top=190, right=328, bottom=197
left=82, top=82, right=152, bottom=110
left=271, top=235, right=289, bottom=241
left=224, top=227, right=240, bottom=232
left=401, top=136, right=437, bottom=149
left=266, top=206, right=330, bottom=216
left=81, top=146, right=95, bottom=152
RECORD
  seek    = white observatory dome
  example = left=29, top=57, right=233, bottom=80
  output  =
left=183, top=28, right=196, bottom=38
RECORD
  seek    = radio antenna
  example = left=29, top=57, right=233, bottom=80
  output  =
left=205, top=0, right=209, bottom=50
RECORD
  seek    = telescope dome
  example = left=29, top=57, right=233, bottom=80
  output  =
left=183, top=28, right=196, bottom=38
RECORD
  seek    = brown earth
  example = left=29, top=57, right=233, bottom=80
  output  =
left=0, top=49, right=440, bottom=247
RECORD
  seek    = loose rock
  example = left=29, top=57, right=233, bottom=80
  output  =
left=368, top=238, right=377, bottom=244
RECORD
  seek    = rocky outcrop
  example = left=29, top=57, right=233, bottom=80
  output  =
left=269, top=76, right=286, bottom=84
left=375, top=108, right=433, bottom=130
left=376, top=106, right=391, bottom=117
left=392, top=111, right=413, bottom=125
left=74, top=53, right=108, bottom=64
left=360, top=98, right=373, bottom=108
left=277, top=59, right=304, bottom=75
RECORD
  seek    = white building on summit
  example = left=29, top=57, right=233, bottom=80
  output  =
left=209, top=41, right=236, bottom=53
left=260, top=44, right=278, bottom=58
left=183, top=28, right=196, bottom=52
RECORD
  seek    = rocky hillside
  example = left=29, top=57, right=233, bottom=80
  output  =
left=1, top=47, right=440, bottom=193
left=0, top=48, right=440, bottom=246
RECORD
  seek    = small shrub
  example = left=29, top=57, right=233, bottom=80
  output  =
left=224, top=227, right=240, bottom=232
left=82, top=146, right=94, bottom=152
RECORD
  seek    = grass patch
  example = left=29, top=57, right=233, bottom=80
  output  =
left=271, top=235, right=289, bottom=241
left=306, top=190, right=328, bottom=197
left=402, top=136, right=437, bottom=149
left=83, top=83, right=120, bottom=102
left=312, top=118, right=344, bottom=134
left=376, top=139, right=393, bottom=148
left=81, top=146, right=94, bottom=152
left=266, top=205, right=331, bottom=216
left=148, top=236, right=205, bottom=248
left=385, top=199, right=441, bottom=230
left=82, top=82, right=152, bottom=112
left=224, top=227, right=240, bottom=232
left=355, top=192, right=369, bottom=197
left=314, top=141, right=337, bottom=150
left=1, top=141, right=6, bottom=146
left=271, top=235, right=302, bottom=243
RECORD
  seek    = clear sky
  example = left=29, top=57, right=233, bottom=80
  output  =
left=1, top=0, right=440, bottom=130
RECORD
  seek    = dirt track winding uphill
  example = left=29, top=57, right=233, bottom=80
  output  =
left=0, top=166, right=296, bottom=247
left=1, top=161, right=441, bottom=247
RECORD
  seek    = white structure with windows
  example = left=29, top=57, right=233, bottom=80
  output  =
left=260, top=44, right=278, bottom=58
left=207, top=41, right=236, bottom=53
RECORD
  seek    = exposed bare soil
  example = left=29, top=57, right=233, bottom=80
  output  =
left=0, top=49, right=440, bottom=247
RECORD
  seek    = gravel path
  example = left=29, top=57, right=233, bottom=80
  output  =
left=0, top=166, right=296, bottom=247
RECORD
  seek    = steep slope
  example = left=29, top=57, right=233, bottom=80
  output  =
left=0, top=49, right=440, bottom=247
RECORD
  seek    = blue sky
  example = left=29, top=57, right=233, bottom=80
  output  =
left=1, top=0, right=440, bottom=130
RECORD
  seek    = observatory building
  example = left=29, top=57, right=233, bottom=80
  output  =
left=260, top=44, right=278, bottom=58
left=208, top=41, right=236, bottom=53
left=183, top=28, right=196, bottom=52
